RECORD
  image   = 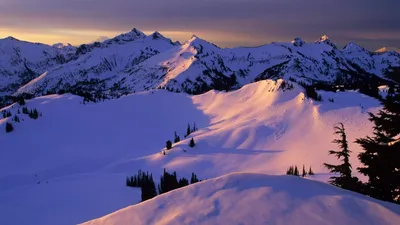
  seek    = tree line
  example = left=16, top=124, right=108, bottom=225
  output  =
left=286, top=165, right=314, bottom=177
left=126, top=169, right=201, bottom=202
left=2, top=98, right=42, bottom=133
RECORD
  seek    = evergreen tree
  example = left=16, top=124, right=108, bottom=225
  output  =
left=286, top=166, right=294, bottom=175
left=304, top=86, right=322, bottom=101
left=158, top=169, right=179, bottom=194
left=302, top=165, right=307, bottom=177
left=6, top=122, right=13, bottom=133
left=186, top=123, right=191, bottom=137
left=166, top=140, right=172, bottom=150
left=190, top=173, right=199, bottom=184
left=29, top=109, right=39, bottom=119
left=178, top=178, right=189, bottom=188
left=308, top=166, right=315, bottom=176
left=17, top=97, right=25, bottom=106
left=174, top=131, right=180, bottom=143
left=141, top=172, right=157, bottom=202
left=356, top=92, right=400, bottom=203
left=189, top=138, right=195, bottom=148
left=3, top=110, right=11, bottom=118
left=22, top=107, right=29, bottom=114
left=192, top=122, right=197, bottom=132
left=324, top=123, right=360, bottom=192
left=14, top=115, right=20, bottom=123
left=294, top=166, right=299, bottom=176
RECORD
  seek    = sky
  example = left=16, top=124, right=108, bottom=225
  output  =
left=0, top=0, right=399, bottom=50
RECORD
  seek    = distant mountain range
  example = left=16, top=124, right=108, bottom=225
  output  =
left=0, top=29, right=399, bottom=100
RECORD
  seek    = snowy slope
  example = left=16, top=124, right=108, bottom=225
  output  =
left=0, top=80, right=383, bottom=225
left=82, top=173, right=400, bottom=225
left=7, top=31, right=399, bottom=98
left=0, top=37, right=76, bottom=95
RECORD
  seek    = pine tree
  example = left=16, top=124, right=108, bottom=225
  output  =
left=286, top=166, right=294, bottom=175
left=166, top=140, right=172, bottom=150
left=14, top=115, right=20, bottom=123
left=18, top=97, right=25, bottom=106
left=3, top=110, right=11, bottom=118
left=158, top=169, right=179, bottom=194
left=190, top=173, right=199, bottom=184
left=186, top=123, right=191, bottom=137
left=174, top=131, right=180, bottom=143
left=302, top=165, right=307, bottom=177
left=148, top=174, right=157, bottom=198
left=5, top=122, right=14, bottom=133
left=356, top=92, right=400, bottom=203
left=29, top=109, right=39, bottom=119
left=294, top=166, right=299, bottom=176
left=304, top=86, right=322, bottom=101
left=192, top=122, right=197, bottom=132
left=324, top=123, right=360, bottom=192
left=178, top=178, right=189, bottom=188
left=189, top=138, right=195, bottom=148
left=141, top=172, right=157, bottom=202
left=22, top=107, right=28, bottom=114
left=308, top=166, right=315, bottom=176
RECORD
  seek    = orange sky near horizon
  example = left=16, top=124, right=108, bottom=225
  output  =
left=0, top=28, right=184, bottom=45
left=0, top=27, right=271, bottom=47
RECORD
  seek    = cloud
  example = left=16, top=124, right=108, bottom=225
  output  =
left=0, top=0, right=399, bottom=49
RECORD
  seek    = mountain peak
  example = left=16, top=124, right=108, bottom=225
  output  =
left=105, top=28, right=146, bottom=44
left=292, top=37, right=305, bottom=47
left=317, top=35, right=329, bottom=42
left=2, top=36, right=19, bottom=41
left=130, top=28, right=145, bottom=37
left=315, top=35, right=336, bottom=48
left=187, top=34, right=203, bottom=44
left=343, top=41, right=366, bottom=52
left=147, top=31, right=179, bottom=45
left=376, top=47, right=400, bottom=53
left=185, top=34, right=219, bottom=49
left=190, top=34, right=199, bottom=40
left=150, top=31, right=166, bottom=40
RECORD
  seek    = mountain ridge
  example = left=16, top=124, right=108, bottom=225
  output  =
left=0, top=28, right=399, bottom=103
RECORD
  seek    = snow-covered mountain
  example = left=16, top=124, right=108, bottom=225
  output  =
left=83, top=173, right=400, bottom=225
left=0, top=37, right=76, bottom=95
left=0, top=29, right=398, bottom=99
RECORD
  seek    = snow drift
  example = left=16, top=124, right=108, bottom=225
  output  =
left=82, top=173, right=400, bottom=225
